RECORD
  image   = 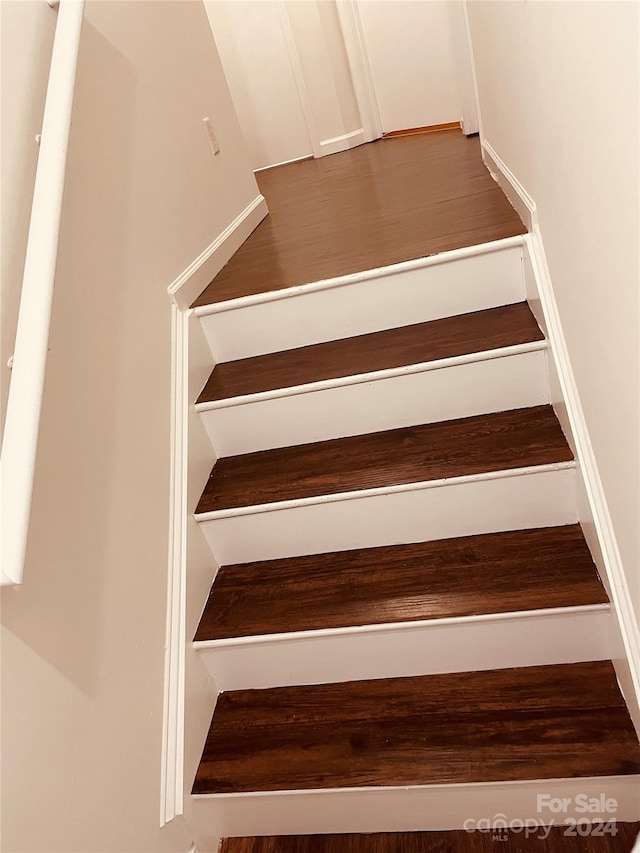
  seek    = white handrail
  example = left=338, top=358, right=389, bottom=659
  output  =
left=0, top=0, right=85, bottom=585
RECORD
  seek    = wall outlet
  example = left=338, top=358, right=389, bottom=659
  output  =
left=203, top=117, right=220, bottom=156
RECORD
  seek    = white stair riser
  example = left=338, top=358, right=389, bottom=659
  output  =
left=198, top=607, right=613, bottom=691
left=196, top=240, right=525, bottom=362
left=196, top=466, right=578, bottom=566
left=199, top=348, right=548, bottom=457
left=192, top=775, right=640, bottom=837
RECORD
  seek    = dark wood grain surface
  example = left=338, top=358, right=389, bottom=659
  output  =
left=197, top=303, right=543, bottom=404
left=193, top=661, right=640, bottom=793
left=194, top=525, right=607, bottom=641
left=221, top=824, right=640, bottom=853
left=196, top=406, right=573, bottom=514
left=192, top=132, right=526, bottom=307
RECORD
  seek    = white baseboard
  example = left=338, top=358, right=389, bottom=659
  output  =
left=161, top=304, right=190, bottom=826
left=167, top=195, right=268, bottom=310
left=254, top=154, right=313, bottom=173
left=481, top=139, right=535, bottom=232
left=319, top=127, right=367, bottom=157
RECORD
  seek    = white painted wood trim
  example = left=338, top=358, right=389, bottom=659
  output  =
left=196, top=342, right=547, bottom=413
left=481, top=138, right=536, bottom=232
left=319, top=127, right=366, bottom=156
left=195, top=462, right=576, bottom=523
left=335, top=0, right=383, bottom=142
left=194, top=235, right=525, bottom=318
left=167, top=194, right=268, bottom=310
left=0, top=0, right=85, bottom=587
left=254, top=154, right=313, bottom=173
left=192, top=775, right=640, bottom=836
left=196, top=604, right=610, bottom=651
left=160, top=304, right=189, bottom=825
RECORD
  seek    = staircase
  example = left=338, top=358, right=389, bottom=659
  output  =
left=186, top=228, right=640, bottom=845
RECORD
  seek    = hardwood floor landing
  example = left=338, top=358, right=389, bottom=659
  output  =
left=193, top=661, right=640, bottom=794
left=221, top=824, right=640, bottom=853
left=192, top=131, right=526, bottom=307
left=195, top=406, right=572, bottom=514
left=197, top=303, right=543, bottom=404
left=194, top=525, right=607, bottom=641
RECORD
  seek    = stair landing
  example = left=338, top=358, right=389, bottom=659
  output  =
left=192, top=131, right=526, bottom=307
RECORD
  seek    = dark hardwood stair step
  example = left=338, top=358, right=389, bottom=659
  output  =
left=221, top=824, right=640, bottom=853
left=197, top=303, right=543, bottom=404
left=196, top=405, right=573, bottom=514
left=194, top=525, right=608, bottom=642
left=192, top=661, right=640, bottom=795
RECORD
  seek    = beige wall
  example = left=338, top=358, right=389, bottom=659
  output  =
left=467, top=1, right=639, bottom=615
left=1, top=0, right=57, bottom=437
left=0, top=1, right=258, bottom=851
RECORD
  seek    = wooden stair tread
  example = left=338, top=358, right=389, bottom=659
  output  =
left=194, top=526, right=608, bottom=642
left=195, top=406, right=573, bottom=514
left=192, top=132, right=525, bottom=307
left=221, top=824, right=640, bottom=853
left=193, top=661, right=640, bottom=794
left=197, top=303, right=543, bottom=404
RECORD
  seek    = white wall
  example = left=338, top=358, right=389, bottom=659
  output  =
left=466, top=1, right=639, bottom=618
left=357, top=0, right=461, bottom=132
left=204, top=0, right=312, bottom=170
left=0, top=1, right=259, bottom=850
left=1, top=0, right=57, bottom=439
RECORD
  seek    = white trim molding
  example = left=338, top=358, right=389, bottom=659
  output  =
left=167, top=195, right=268, bottom=310
left=160, top=303, right=189, bottom=826
left=481, top=139, right=535, bottom=232
left=160, top=193, right=268, bottom=823
left=319, top=128, right=367, bottom=157
left=480, top=136, right=640, bottom=727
